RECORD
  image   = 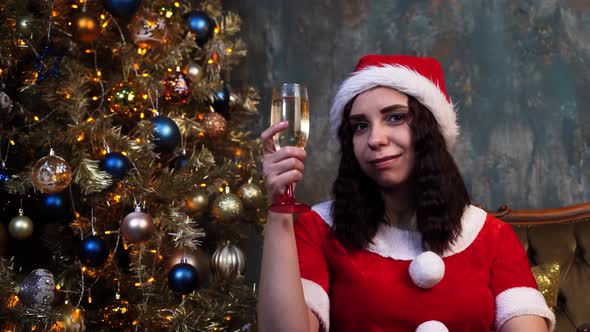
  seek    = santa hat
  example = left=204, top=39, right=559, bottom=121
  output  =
left=329, top=55, right=459, bottom=148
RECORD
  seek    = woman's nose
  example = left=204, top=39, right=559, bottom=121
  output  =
left=367, top=125, right=388, bottom=149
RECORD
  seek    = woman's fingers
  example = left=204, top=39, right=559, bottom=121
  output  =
left=260, top=121, right=289, bottom=154
left=264, top=169, right=304, bottom=196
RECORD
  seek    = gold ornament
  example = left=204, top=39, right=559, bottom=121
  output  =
left=130, top=12, right=167, bottom=49
left=162, top=72, right=192, bottom=104
left=211, top=242, right=246, bottom=281
left=101, top=298, right=136, bottom=329
left=532, top=263, right=560, bottom=310
left=185, top=189, right=209, bottom=214
left=72, top=12, right=101, bottom=43
left=165, top=247, right=211, bottom=283
left=211, top=187, right=243, bottom=224
left=8, top=209, right=33, bottom=240
left=184, top=61, right=203, bottom=82
left=107, top=81, right=146, bottom=119
left=237, top=181, right=265, bottom=209
left=120, top=207, right=155, bottom=243
left=32, top=149, right=72, bottom=193
left=49, top=304, right=86, bottom=332
left=202, top=112, right=227, bottom=138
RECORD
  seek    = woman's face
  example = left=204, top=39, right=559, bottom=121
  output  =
left=349, top=87, right=415, bottom=188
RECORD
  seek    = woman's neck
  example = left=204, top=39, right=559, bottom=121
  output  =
left=381, top=181, right=416, bottom=230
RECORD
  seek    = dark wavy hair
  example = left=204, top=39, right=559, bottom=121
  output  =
left=331, top=94, right=470, bottom=255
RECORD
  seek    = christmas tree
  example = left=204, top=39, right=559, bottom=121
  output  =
left=0, top=0, right=264, bottom=330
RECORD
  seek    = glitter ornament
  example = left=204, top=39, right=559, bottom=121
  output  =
left=162, top=72, right=191, bottom=104
left=107, top=81, right=145, bottom=119
left=202, top=112, right=227, bottom=138
left=31, top=149, right=72, bottom=193
left=18, top=269, right=55, bottom=308
left=237, top=181, right=265, bottom=209
left=211, top=187, right=243, bottom=224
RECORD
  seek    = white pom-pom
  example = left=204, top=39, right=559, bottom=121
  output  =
left=409, top=251, right=445, bottom=289
left=415, top=320, right=449, bottom=332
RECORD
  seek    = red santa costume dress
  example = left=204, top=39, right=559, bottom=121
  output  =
left=294, top=55, right=556, bottom=332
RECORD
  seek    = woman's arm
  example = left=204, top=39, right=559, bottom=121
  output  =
left=257, top=212, right=319, bottom=332
left=256, top=122, right=319, bottom=332
left=500, top=315, right=549, bottom=332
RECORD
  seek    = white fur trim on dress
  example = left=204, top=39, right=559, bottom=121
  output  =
left=311, top=201, right=487, bottom=260
left=495, top=287, right=556, bottom=332
left=301, top=278, right=330, bottom=331
left=329, top=65, right=459, bottom=148
left=415, top=320, right=449, bottom=332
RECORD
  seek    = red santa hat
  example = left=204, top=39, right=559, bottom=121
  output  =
left=329, top=54, right=459, bottom=148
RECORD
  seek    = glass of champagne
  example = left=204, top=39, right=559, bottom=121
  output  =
left=269, top=83, right=311, bottom=214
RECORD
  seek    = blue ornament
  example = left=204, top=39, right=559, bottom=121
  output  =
left=151, top=116, right=180, bottom=153
left=211, top=85, right=230, bottom=119
left=103, top=0, right=142, bottom=18
left=34, top=42, right=64, bottom=83
left=168, top=262, right=199, bottom=294
left=0, top=165, right=12, bottom=188
left=80, top=235, right=109, bottom=267
left=170, top=154, right=189, bottom=171
left=184, top=11, right=215, bottom=46
left=43, top=193, right=69, bottom=219
left=99, top=152, right=130, bottom=178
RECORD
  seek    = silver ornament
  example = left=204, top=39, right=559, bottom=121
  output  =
left=18, top=268, right=55, bottom=307
left=211, top=242, right=246, bottom=280
left=0, top=91, right=13, bottom=111
left=8, top=209, right=33, bottom=240
left=120, top=207, right=155, bottom=243
left=185, top=61, right=203, bottom=82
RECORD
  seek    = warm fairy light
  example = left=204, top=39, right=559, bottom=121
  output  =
left=136, top=138, right=142, bottom=143
left=134, top=282, right=141, bottom=287
left=227, top=48, right=233, bottom=53
left=56, top=284, right=61, bottom=290
left=225, top=316, right=231, bottom=321
left=174, top=2, right=180, bottom=7
left=137, top=48, right=147, bottom=55
left=165, top=11, right=173, bottom=18
left=235, top=149, right=242, bottom=156
left=102, top=21, right=109, bottom=28
left=0, top=68, right=3, bottom=76
left=147, top=277, right=155, bottom=282
left=68, top=21, right=72, bottom=26
left=167, top=67, right=173, bottom=72
left=71, top=4, right=78, bottom=8
left=51, top=10, right=58, bottom=17
left=197, top=113, right=205, bottom=120
left=88, top=296, right=92, bottom=303
left=81, top=267, right=87, bottom=272
left=140, top=112, right=145, bottom=119
left=121, top=151, right=127, bottom=156
left=200, top=183, right=207, bottom=187
left=149, top=249, right=157, bottom=254
left=9, top=140, right=15, bottom=146
left=104, top=230, right=113, bottom=235
left=100, top=14, right=106, bottom=20
left=199, top=132, right=205, bottom=137
left=132, top=321, right=138, bottom=326
left=7, top=294, right=19, bottom=308
left=219, top=187, right=224, bottom=193
left=92, top=96, right=98, bottom=101
left=34, top=116, right=39, bottom=121
left=77, top=133, right=85, bottom=142
left=66, top=93, right=72, bottom=99
left=214, top=27, right=220, bottom=34
left=18, top=38, right=26, bottom=46
left=207, top=59, right=214, bottom=65
left=86, top=117, right=94, bottom=123
left=101, top=149, right=107, bottom=155
left=114, top=194, right=122, bottom=202
left=96, top=70, right=102, bottom=77
left=166, top=316, right=172, bottom=321
left=158, top=254, right=163, bottom=260
left=85, top=49, right=93, bottom=54
left=142, top=72, right=149, bottom=77
left=75, top=211, right=81, bottom=218
left=237, top=163, right=243, bottom=169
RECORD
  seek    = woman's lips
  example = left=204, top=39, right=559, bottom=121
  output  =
left=370, top=154, right=401, bottom=169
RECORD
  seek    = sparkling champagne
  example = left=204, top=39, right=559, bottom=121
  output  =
left=270, top=96, right=309, bottom=150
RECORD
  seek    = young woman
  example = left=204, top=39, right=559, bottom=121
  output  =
left=257, top=55, right=555, bottom=332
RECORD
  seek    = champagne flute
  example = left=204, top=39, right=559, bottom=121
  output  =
left=269, top=83, right=311, bottom=214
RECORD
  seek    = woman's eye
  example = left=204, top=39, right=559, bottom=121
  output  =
left=386, top=113, right=407, bottom=124
left=352, top=122, right=368, bottom=133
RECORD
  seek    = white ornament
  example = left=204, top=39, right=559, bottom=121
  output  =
left=415, top=320, right=449, bottom=332
left=408, top=251, right=445, bottom=289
